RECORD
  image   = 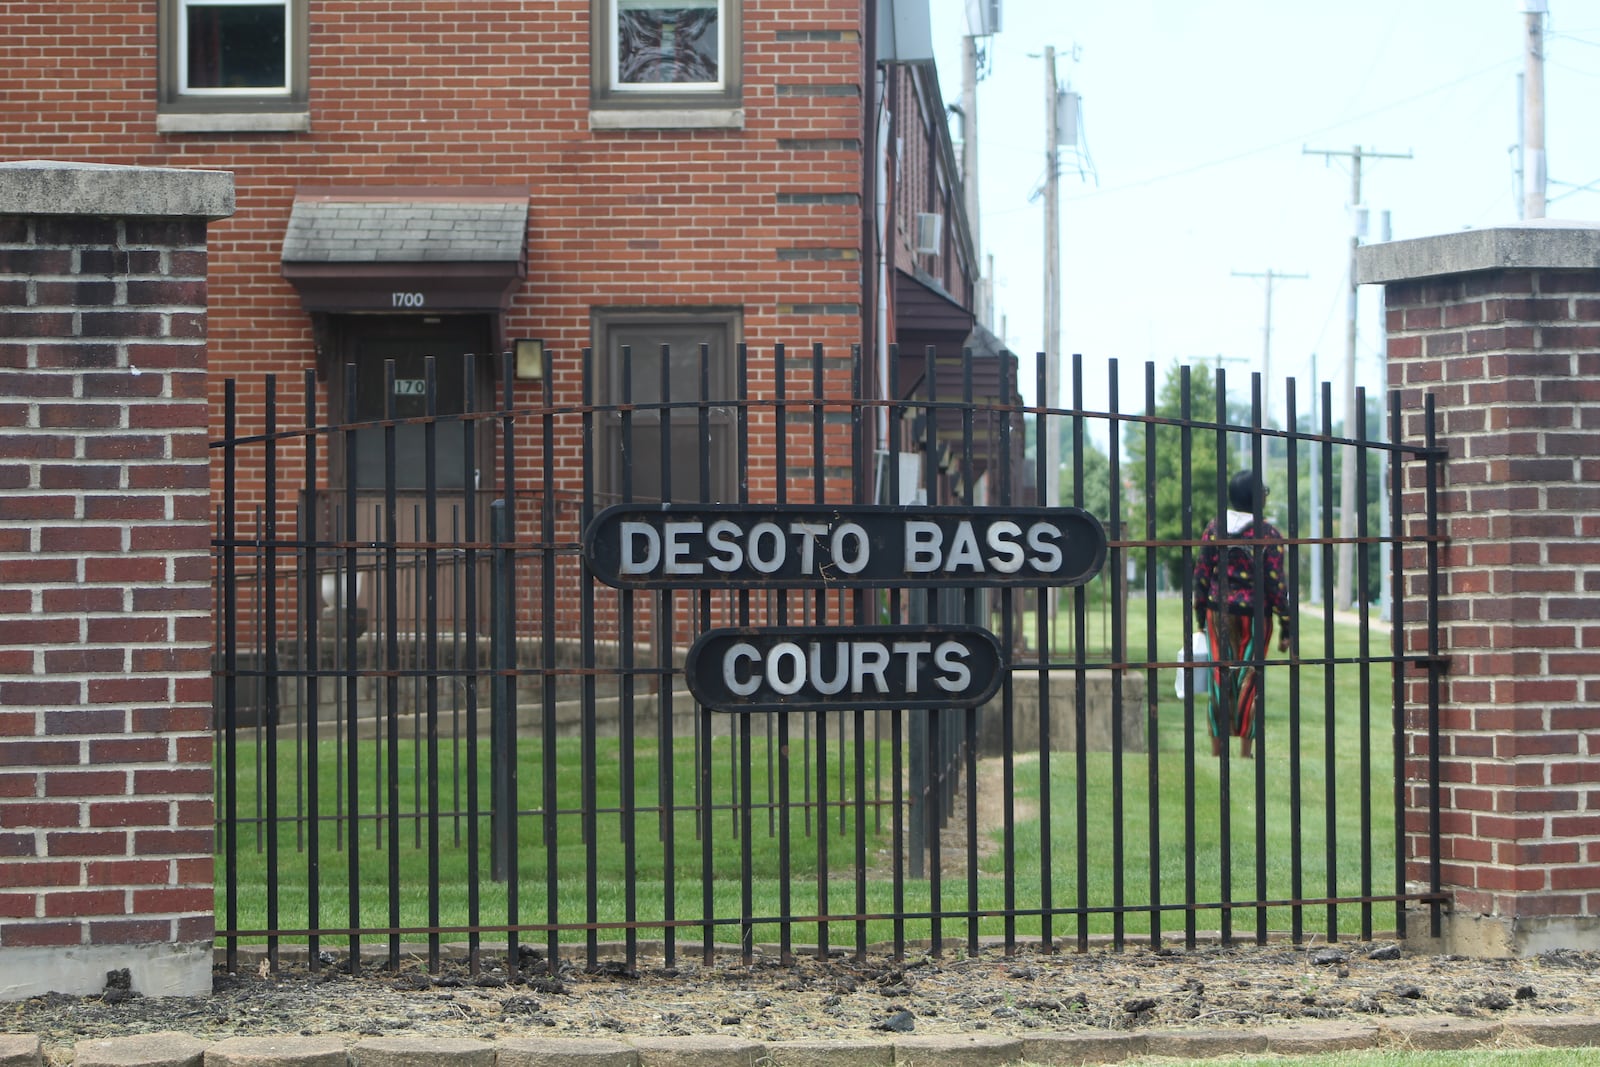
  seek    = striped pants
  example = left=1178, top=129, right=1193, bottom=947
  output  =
left=1203, top=611, right=1273, bottom=740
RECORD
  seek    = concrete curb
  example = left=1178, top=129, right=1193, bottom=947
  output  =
left=4, top=1019, right=1600, bottom=1067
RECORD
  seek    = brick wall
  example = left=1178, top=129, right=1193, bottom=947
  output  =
left=2, top=1, right=880, bottom=645
left=0, top=0, right=871, bottom=441
left=0, top=160, right=233, bottom=997
left=1361, top=226, right=1600, bottom=956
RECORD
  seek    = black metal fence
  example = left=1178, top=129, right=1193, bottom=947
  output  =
left=211, top=345, right=1446, bottom=975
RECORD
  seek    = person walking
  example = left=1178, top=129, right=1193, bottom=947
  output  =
left=1192, top=469, right=1292, bottom=758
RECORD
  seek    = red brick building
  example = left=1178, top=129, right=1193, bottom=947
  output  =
left=4, top=0, right=989, bottom=519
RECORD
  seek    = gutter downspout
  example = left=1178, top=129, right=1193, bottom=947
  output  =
left=861, top=0, right=881, bottom=503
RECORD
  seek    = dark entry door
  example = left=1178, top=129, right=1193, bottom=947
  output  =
left=342, top=316, right=491, bottom=490
left=319, top=315, right=495, bottom=635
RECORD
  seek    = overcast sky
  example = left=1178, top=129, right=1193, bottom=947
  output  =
left=925, top=0, right=1600, bottom=430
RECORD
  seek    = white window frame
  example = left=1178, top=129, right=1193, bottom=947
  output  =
left=177, top=0, right=293, bottom=97
left=590, top=0, right=742, bottom=123
left=611, top=0, right=726, bottom=95
left=158, top=0, right=308, bottom=132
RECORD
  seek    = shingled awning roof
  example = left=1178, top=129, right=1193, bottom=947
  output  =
left=281, top=186, right=529, bottom=313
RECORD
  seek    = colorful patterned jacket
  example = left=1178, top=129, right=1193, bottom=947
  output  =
left=1193, top=510, right=1292, bottom=628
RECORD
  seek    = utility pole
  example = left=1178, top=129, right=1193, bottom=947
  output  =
left=1231, top=268, right=1307, bottom=427
left=1523, top=0, right=1548, bottom=220
left=1043, top=44, right=1060, bottom=509
left=1303, top=144, right=1411, bottom=611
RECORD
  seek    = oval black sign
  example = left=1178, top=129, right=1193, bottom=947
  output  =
left=583, top=504, right=1106, bottom=589
left=685, top=625, right=1004, bottom=712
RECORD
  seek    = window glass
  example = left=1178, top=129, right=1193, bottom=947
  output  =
left=615, top=0, right=722, bottom=89
left=181, top=1, right=289, bottom=94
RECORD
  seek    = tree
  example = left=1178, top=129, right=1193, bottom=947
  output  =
left=1122, top=364, right=1252, bottom=590
left=1057, top=418, right=1112, bottom=522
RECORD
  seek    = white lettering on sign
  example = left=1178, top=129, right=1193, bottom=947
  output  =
left=391, top=292, right=425, bottom=308
left=620, top=519, right=875, bottom=577
left=903, top=519, right=1066, bottom=574
left=719, top=639, right=974, bottom=697
left=586, top=504, right=1108, bottom=590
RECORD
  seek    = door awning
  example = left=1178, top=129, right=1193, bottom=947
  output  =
left=281, top=186, right=529, bottom=314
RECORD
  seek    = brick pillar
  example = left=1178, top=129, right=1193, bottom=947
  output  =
left=0, top=161, right=233, bottom=997
left=1359, top=223, right=1600, bottom=957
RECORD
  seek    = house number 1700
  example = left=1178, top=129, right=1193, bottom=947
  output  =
left=391, top=292, right=425, bottom=308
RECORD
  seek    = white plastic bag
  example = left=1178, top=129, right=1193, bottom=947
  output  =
left=1174, top=630, right=1210, bottom=700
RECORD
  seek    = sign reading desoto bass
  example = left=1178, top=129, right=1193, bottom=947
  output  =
left=583, top=504, right=1107, bottom=589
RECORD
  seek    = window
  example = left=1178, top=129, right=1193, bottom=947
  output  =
left=158, top=0, right=309, bottom=132
left=594, top=309, right=740, bottom=505
left=590, top=0, right=742, bottom=124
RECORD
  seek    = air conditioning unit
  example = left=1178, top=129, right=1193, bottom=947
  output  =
left=914, top=212, right=943, bottom=255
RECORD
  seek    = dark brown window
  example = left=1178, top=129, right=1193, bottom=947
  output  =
left=594, top=309, right=740, bottom=505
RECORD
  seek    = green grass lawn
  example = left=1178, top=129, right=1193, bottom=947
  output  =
left=219, top=591, right=1406, bottom=950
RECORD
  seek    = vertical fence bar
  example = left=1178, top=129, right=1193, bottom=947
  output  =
left=461, top=358, right=483, bottom=973
left=262, top=376, right=280, bottom=972
left=810, top=341, right=831, bottom=962
left=582, top=351, right=604, bottom=979
left=382, top=359, right=403, bottom=972
left=1285, top=378, right=1304, bottom=945
left=221, top=380, right=240, bottom=974
left=1320, top=380, right=1338, bottom=939
left=653, top=343, right=680, bottom=964
left=773, top=343, right=793, bottom=963
left=1143, top=361, right=1161, bottom=950
left=734, top=342, right=754, bottom=965
left=887, top=345, right=906, bottom=959
left=341, top=367, right=361, bottom=973
left=850, top=342, right=870, bottom=962
left=423, top=357, right=442, bottom=973
left=960, top=347, right=979, bottom=956
left=1036, top=350, right=1053, bottom=952
left=537, top=348, right=557, bottom=967
left=1179, top=364, right=1196, bottom=949
left=998, top=351, right=1017, bottom=954
left=1356, top=389, right=1373, bottom=940
left=571, top=349, right=594, bottom=966
left=1071, top=353, right=1090, bottom=953
left=581, top=336, right=603, bottom=970
left=1107, top=359, right=1126, bottom=950
left=1212, top=367, right=1232, bottom=946
left=301, top=370, right=322, bottom=969
left=499, top=352, right=519, bottom=972
left=618, top=343, right=639, bottom=968
left=697, top=341, right=717, bottom=963
left=1249, top=373, right=1268, bottom=945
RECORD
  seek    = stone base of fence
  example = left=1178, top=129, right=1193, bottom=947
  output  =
left=0, top=944, right=213, bottom=1001
left=1400, top=907, right=1600, bottom=960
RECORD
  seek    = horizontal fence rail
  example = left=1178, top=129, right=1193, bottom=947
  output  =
left=211, top=346, right=1446, bottom=975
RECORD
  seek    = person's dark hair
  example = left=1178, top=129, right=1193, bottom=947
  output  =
left=1228, top=469, right=1266, bottom=512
